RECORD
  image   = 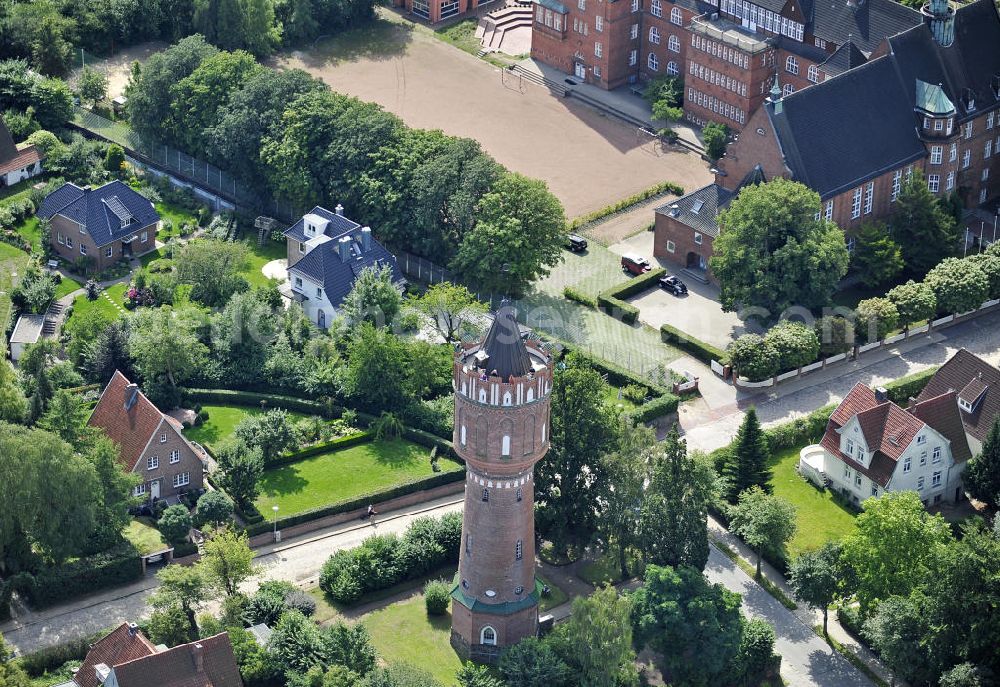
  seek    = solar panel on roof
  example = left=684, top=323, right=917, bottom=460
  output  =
left=104, top=195, right=133, bottom=225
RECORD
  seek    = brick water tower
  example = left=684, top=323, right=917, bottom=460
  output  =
left=450, top=303, right=552, bottom=663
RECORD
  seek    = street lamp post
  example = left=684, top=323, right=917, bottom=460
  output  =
left=272, top=505, right=279, bottom=542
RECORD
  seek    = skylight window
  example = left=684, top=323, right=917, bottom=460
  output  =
left=691, top=199, right=705, bottom=214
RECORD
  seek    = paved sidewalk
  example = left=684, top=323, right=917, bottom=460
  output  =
left=709, top=517, right=896, bottom=686
left=0, top=495, right=463, bottom=655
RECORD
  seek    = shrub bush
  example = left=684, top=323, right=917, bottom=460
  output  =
left=195, top=490, right=234, bottom=526
left=15, top=634, right=97, bottom=676
left=660, top=323, right=727, bottom=365
left=596, top=293, right=639, bottom=324
left=765, top=320, right=820, bottom=370
left=424, top=580, right=451, bottom=615
left=628, top=393, right=680, bottom=424
left=567, top=182, right=684, bottom=231
left=20, top=541, right=142, bottom=608
left=158, top=504, right=193, bottom=545
left=563, top=286, right=597, bottom=308
left=622, top=384, right=648, bottom=405
left=603, top=267, right=666, bottom=299
left=883, top=366, right=938, bottom=405
left=925, top=257, right=989, bottom=315
left=727, top=334, right=780, bottom=381
left=318, top=513, right=462, bottom=605
left=855, top=297, right=900, bottom=343
left=814, top=316, right=855, bottom=357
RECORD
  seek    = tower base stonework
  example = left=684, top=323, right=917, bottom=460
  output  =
left=449, top=578, right=542, bottom=664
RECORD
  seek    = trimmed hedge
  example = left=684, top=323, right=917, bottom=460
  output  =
left=182, top=388, right=337, bottom=418
left=318, top=513, right=462, bottom=605
left=884, top=366, right=938, bottom=405
left=602, top=267, right=666, bottom=300
left=628, top=393, right=680, bottom=423
left=596, top=294, right=640, bottom=324
left=244, top=470, right=465, bottom=537
left=563, top=285, right=597, bottom=308
left=660, top=323, right=727, bottom=365
left=15, top=633, right=102, bottom=677
left=567, top=181, right=685, bottom=231
left=19, top=541, right=142, bottom=608
left=560, top=348, right=667, bottom=397
left=267, top=431, right=374, bottom=468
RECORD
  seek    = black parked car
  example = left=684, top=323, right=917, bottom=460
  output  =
left=566, top=234, right=588, bottom=252
left=659, top=274, right=688, bottom=295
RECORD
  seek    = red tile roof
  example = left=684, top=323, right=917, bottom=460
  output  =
left=830, top=383, right=879, bottom=427
left=88, top=370, right=168, bottom=471
left=916, top=349, right=1000, bottom=444
left=112, top=633, right=243, bottom=687
left=911, top=391, right=973, bottom=464
left=74, top=623, right=157, bottom=687
left=0, top=144, right=42, bottom=176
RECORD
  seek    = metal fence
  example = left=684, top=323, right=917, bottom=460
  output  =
left=72, top=108, right=299, bottom=222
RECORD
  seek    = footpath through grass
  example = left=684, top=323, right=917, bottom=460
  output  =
left=254, top=439, right=463, bottom=517
left=769, top=445, right=858, bottom=558
left=66, top=282, right=128, bottom=328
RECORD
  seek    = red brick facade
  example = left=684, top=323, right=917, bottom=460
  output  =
left=49, top=214, right=158, bottom=272
left=451, top=335, right=552, bottom=663
left=392, top=0, right=482, bottom=24
left=653, top=211, right=716, bottom=280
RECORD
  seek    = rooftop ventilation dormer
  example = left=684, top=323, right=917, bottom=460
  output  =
left=104, top=195, right=134, bottom=228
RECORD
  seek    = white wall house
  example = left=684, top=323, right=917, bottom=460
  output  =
left=283, top=206, right=404, bottom=330
left=800, top=383, right=971, bottom=507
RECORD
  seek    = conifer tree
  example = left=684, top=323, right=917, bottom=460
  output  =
left=965, top=417, right=1000, bottom=509
left=723, top=407, right=771, bottom=501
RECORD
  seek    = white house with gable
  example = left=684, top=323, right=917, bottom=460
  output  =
left=800, top=383, right=971, bottom=507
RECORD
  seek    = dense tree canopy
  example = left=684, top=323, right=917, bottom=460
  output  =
left=892, top=171, right=959, bottom=275
left=711, top=179, right=850, bottom=316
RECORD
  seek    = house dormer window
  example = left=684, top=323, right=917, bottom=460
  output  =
left=916, top=435, right=926, bottom=444
left=846, top=438, right=854, bottom=455
left=316, top=287, right=322, bottom=298
left=959, top=398, right=973, bottom=413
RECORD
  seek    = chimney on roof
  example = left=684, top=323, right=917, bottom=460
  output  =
left=128, top=622, right=138, bottom=636
left=338, top=236, right=352, bottom=263
left=94, top=663, right=111, bottom=685
left=874, top=386, right=888, bottom=403
left=669, top=203, right=680, bottom=217
left=361, top=226, right=372, bottom=252
left=335, top=203, right=344, bottom=216
left=192, top=643, right=204, bottom=673
left=124, top=383, right=139, bottom=411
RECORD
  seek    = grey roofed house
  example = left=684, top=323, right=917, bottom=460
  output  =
left=37, top=180, right=160, bottom=248
left=819, top=40, right=869, bottom=78
left=805, top=0, right=922, bottom=54
left=763, top=0, right=1000, bottom=199
left=654, top=165, right=767, bottom=238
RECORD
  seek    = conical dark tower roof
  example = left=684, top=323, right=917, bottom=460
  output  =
left=480, top=302, right=531, bottom=378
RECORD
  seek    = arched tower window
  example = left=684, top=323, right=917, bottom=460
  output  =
left=541, top=422, right=547, bottom=444
left=516, top=487, right=523, bottom=502
left=480, top=626, right=497, bottom=646
left=460, top=425, right=467, bottom=446
left=478, top=388, right=487, bottom=403
left=526, top=387, right=535, bottom=402
left=501, top=435, right=511, bottom=457
left=503, top=391, right=512, bottom=406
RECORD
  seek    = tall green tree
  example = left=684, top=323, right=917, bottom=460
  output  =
left=79, top=66, right=108, bottom=108
left=285, top=0, right=319, bottom=42
left=723, top=408, right=771, bottom=502
left=862, top=596, right=937, bottom=686
left=341, top=264, right=402, bottom=327
left=710, top=179, right=850, bottom=316
left=840, top=491, right=952, bottom=616
left=886, top=280, right=937, bottom=329
left=631, top=565, right=744, bottom=687
left=639, top=427, right=716, bottom=572
left=31, top=14, right=73, bottom=75
left=238, top=0, right=280, bottom=57
left=234, top=409, right=297, bottom=463
left=455, top=663, right=504, bottom=687
left=174, top=240, right=251, bottom=308
left=37, top=388, right=90, bottom=447
left=925, top=257, right=989, bottom=315
left=789, top=541, right=841, bottom=635
left=152, top=563, right=211, bottom=640
left=0, top=360, right=28, bottom=424
left=702, top=122, right=729, bottom=161
left=451, top=173, right=566, bottom=297
left=965, top=417, right=1000, bottom=509
left=202, top=528, right=258, bottom=596
left=855, top=297, right=900, bottom=343
left=550, top=586, right=637, bottom=687
left=852, top=222, right=904, bottom=288
left=0, top=633, right=30, bottom=687
left=130, top=305, right=209, bottom=396
left=536, top=355, right=619, bottom=557
left=597, top=421, right=654, bottom=579
left=729, top=487, right=797, bottom=578
left=892, top=170, right=959, bottom=275
left=84, top=435, right=140, bottom=545
left=340, top=323, right=411, bottom=413
left=414, top=282, right=486, bottom=342
left=498, top=637, right=572, bottom=687
left=216, top=440, right=264, bottom=507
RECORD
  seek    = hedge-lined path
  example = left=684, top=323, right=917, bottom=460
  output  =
left=0, top=494, right=463, bottom=655
left=681, top=307, right=1000, bottom=454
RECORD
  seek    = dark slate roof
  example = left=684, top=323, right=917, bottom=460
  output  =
left=916, top=348, right=1000, bottom=445
left=37, top=181, right=160, bottom=247
left=288, top=223, right=403, bottom=310
left=668, top=0, right=727, bottom=15
left=911, top=391, right=973, bottom=464
left=0, top=115, right=17, bottom=162
left=885, top=0, right=1000, bottom=125
left=654, top=165, right=765, bottom=238
left=282, top=205, right=360, bottom=242
left=767, top=55, right=927, bottom=197
left=808, top=0, right=922, bottom=54
left=819, top=40, right=868, bottom=77
left=480, top=302, right=532, bottom=379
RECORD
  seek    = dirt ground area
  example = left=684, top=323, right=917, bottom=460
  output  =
left=70, top=41, right=170, bottom=99
left=274, top=11, right=712, bottom=218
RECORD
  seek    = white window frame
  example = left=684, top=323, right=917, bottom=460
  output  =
left=649, top=26, right=660, bottom=44
left=917, top=475, right=925, bottom=490
left=824, top=200, right=833, bottom=220
left=481, top=626, right=497, bottom=646
left=595, top=14, right=603, bottom=31
left=930, top=145, right=943, bottom=164
left=667, top=61, right=679, bottom=75
left=631, top=0, right=639, bottom=11
left=595, top=41, right=603, bottom=57
left=946, top=171, right=955, bottom=191
left=963, top=149, right=972, bottom=169
left=891, top=170, right=902, bottom=202
left=668, top=35, right=680, bottom=53
left=932, top=446, right=942, bottom=464
left=650, top=0, right=661, bottom=16
left=148, top=456, right=159, bottom=470
left=140, top=231, right=148, bottom=243
left=515, top=539, right=523, bottom=560
left=807, top=64, right=819, bottom=83
left=903, top=455, right=911, bottom=473
left=647, top=53, right=659, bottom=71
left=630, top=23, right=638, bottom=39
left=80, top=244, right=87, bottom=255
left=985, top=140, right=993, bottom=159
left=931, top=470, right=942, bottom=487
left=670, top=6, right=683, bottom=24
left=666, top=240, right=676, bottom=253
left=170, top=449, right=180, bottom=464
left=160, top=432, right=167, bottom=444
left=785, top=55, right=798, bottom=75
left=173, top=471, right=190, bottom=488
left=851, top=187, right=862, bottom=218
left=864, top=181, right=874, bottom=215
left=629, top=49, right=637, bottom=66
left=134, top=483, right=147, bottom=496
left=928, top=174, right=940, bottom=193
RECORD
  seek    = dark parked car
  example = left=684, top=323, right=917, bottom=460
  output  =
left=621, top=253, right=652, bottom=275
left=659, top=274, right=688, bottom=295
left=566, top=234, right=588, bottom=252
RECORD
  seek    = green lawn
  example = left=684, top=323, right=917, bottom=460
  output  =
left=578, top=549, right=644, bottom=587
left=0, top=242, right=30, bottom=351
left=769, top=445, right=858, bottom=558
left=434, top=19, right=481, bottom=56
left=65, top=282, right=128, bottom=328
left=155, top=201, right=199, bottom=240
left=54, top=273, right=84, bottom=299
left=13, top=216, right=41, bottom=251
left=255, top=439, right=463, bottom=517
left=243, top=239, right=285, bottom=288
left=182, top=404, right=307, bottom=449
left=140, top=247, right=165, bottom=267
left=537, top=573, right=568, bottom=612
left=603, top=385, right=639, bottom=413
left=0, top=177, right=37, bottom=205
left=124, top=517, right=169, bottom=555
left=362, top=595, right=464, bottom=685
